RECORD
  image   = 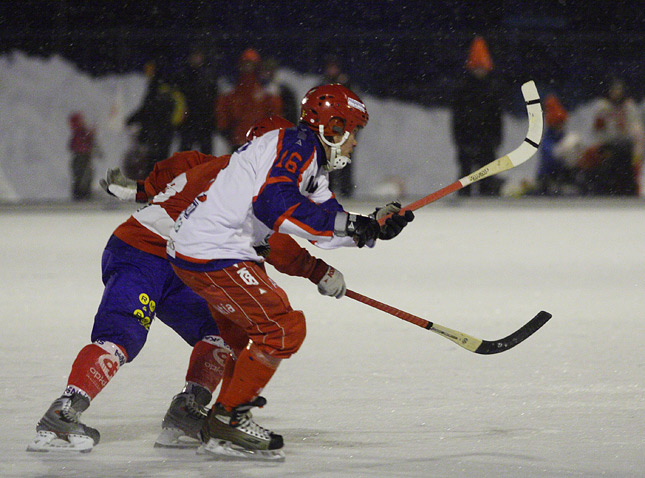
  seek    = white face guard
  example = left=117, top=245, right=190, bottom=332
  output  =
left=318, top=125, right=351, bottom=171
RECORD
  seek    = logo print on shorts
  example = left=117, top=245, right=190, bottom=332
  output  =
left=237, top=267, right=259, bottom=286
left=133, top=293, right=154, bottom=330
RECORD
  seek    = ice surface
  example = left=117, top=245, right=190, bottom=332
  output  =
left=0, top=199, right=643, bottom=477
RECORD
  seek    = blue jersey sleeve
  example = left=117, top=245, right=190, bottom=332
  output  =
left=318, top=197, right=345, bottom=214
left=253, top=129, right=337, bottom=238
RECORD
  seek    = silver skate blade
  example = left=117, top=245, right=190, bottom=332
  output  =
left=26, top=431, right=94, bottom=453
left=154, top=428, right=201, bottom=449
left=197, top=439, right=285, bottom=462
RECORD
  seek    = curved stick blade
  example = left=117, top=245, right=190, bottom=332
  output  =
left=506, top=80, right=544, bottom=167
left=473, top=311, right=552, bottom=355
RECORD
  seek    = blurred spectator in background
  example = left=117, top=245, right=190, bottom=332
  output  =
left=322, top=55, right=356, bottom=198
left=534, top=94, right=582, bottom=195
left=174, top=45, right=219, bottom=155
left=68, top=112, right=101, bottom=201
left=323, top=55, right=351, bottom=87
left=451, top=36, right=505, bottom=196
left=216, top=48, right=283, bottom=151
left=125, top=59, right=186, bottom=179
left=582, top=78, right=645, bottom=195
left=260, top=57, right=299, bottom=125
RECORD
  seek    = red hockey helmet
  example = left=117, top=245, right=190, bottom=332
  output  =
left=245, top=115, right=295, bottom=142
left=300, top=84, right=368, bottom=137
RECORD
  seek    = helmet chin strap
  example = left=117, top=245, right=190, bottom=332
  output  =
left=318, top=125, right=351, bottom=172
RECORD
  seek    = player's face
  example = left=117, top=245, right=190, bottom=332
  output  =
left=334, top=131, right=357, bottom=158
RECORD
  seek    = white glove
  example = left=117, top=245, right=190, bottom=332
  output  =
left=317, top=266, right=346, bottom=299
left=99, top=167, right=137, bottom=201
left=372, top=201, right=402, bottom=220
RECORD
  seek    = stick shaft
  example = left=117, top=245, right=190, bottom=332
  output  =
left=397, top=181, right=462, bottom=215
left=344, top=289, right=431, bottom=329
left=345, top=289, right=483, bottom=351
left=345, top=289, right=552, bottom=354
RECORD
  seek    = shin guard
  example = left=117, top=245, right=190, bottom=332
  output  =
left=185, top=336, right=230, bottom=394
left=66, top=341, right=127, bottom=400
left=216, top=345, right=280, bottom=410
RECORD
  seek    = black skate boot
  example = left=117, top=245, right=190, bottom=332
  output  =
left=198, top=396, right=285, bottom=461
left=155, top=383, right=212, bottom=448
left=27, top=392, right=100, bottom=453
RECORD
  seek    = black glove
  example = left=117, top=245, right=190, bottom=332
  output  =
left=379, top=210, right=414, bottom=240
left=346, top=213, right=380, bottom=248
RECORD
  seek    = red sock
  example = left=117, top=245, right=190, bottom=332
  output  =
left=67, top=342, right=127, bottom=400
left=185, top=337, right=229, bottom=393
left=217, top=346, right=279, bottom=410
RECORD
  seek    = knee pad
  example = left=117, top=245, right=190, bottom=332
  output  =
left=256, top=310, right=306, bottom=359
left=212, top=319, right=249, bottom=357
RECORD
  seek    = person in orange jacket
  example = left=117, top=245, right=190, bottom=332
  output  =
left=451, top=36, right=505, bottom=196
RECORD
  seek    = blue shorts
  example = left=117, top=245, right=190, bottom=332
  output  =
left=91, top=235, right=219, bottom=361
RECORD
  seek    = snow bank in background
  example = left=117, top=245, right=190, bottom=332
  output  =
left=0, top=53, right=147, bottom=202
left=0, top=52, right=638, bottom=201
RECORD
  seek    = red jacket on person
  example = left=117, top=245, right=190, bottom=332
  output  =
left=216, top=72, right=283, bottom=148
left=69, top=112, right=95, bottom=154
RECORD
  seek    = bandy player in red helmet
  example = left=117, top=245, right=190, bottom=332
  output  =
left=167, top=84, right=414, bottom=461
left=28, top=116, right=341, bottom=453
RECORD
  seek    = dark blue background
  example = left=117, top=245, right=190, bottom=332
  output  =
left=1, top=1, right=643, bottom=113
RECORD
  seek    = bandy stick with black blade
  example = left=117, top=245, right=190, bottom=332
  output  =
left=345, top=289, right=552, bottom=355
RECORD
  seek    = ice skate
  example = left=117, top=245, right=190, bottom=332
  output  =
left=197, top=397, right=285, bottom=462
left=155, top=384, right=212, bottom=448
left=27, top=393, right=99, bottom=453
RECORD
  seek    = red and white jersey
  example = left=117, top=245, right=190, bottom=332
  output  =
left=135, top=150, right=219, bottom=201
left=111, top=147, right=332, bottom=282
left=167, top=124, right=354, bottom=269
left=113, top=152, right=229, bottom=258
left=592, top=97, right=645, bottom=159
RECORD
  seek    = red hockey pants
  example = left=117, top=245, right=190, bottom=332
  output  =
left=172, top=261, right=306, bottom=359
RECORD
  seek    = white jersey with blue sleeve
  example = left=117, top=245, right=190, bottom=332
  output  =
left=167, top=124, right=354, bottom=269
